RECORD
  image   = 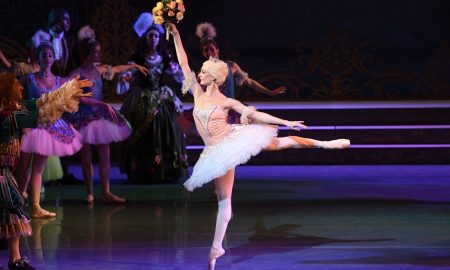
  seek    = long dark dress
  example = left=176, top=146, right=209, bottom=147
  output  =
left=117, top=53, right=187, bottom=183
left=0, top=100, right=38, bottom=239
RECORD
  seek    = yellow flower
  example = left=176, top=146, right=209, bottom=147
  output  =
left=154, top=16, right=164, bottom=25
left=157, top=10, right=163, bottom=16
left=176, top=12, right=184, bottom=21
left=156, top=2, right=163, bottom=9
left=152, top=7, right=159, bottom=14
left=169, top=1, right=177, bottom=9
left=168, top=10, right=175, bottom=17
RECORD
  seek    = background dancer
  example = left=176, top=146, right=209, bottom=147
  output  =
left=68, top=25, right=148, bottom=203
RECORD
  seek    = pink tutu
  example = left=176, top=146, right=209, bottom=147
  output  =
left=79, top=119, right=132, bottom=145
left=21, top=126, right=82, bottom=156
left=183, top=124, right=278, bottom=191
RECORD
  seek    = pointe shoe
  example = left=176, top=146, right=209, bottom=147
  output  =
left=86, top=194, right=94, bottom=204
left=31, top=206, right=56, bottom=218
left=208, top=247, right=225, bottom=270
left=321, top=139, right=351, bottom=149
left=102, top=193, right=126, bottom=203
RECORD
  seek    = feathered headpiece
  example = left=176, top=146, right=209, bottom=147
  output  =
left=78, top=25, right=96, bottom=43
left=30, top=30, right=51, bottom=49
left=195, top=22, right=217, bottom=40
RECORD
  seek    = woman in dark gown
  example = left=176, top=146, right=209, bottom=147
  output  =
left=117, top=22, right=187, bottom=183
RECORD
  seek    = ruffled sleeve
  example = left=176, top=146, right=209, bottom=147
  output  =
left=36, top=78, right=83, bottom=123
left=13, top=61, right=40, bottom=78
left=240, top=105, right=256, bottom=125
left=165, top=63, right=184, bottom=83
left=181, top=71, right=198, bottom=95
left=115, top=70, right=133, bottom=95
left=116, top=61, right=139, bottom=95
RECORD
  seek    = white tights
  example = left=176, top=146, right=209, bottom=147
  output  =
left=211, top=168, right=234, bottom=254
left=208, top=135, right=349, bottom=265
left=264, top=136, right=350, bottom=151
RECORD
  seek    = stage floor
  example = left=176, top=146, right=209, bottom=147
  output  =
left=2, top=165, right=450, bottom=270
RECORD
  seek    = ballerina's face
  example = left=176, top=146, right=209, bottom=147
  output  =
left=38, top=47, right=55, bottom=69
left=87, top=44, right=102, bottom=63
left=198, top=67, right=214, bottom=86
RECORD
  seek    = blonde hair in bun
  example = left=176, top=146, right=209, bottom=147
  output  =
left=202, top=58, right=228, bottom=86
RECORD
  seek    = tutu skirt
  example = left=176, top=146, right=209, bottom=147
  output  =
left=183, top=124, right=278, bottom=191
left=43, top=156, right=63, bottom=182
left=78, top=118, right=132, bottom=145
left=20, top=119, right=82, bottom=156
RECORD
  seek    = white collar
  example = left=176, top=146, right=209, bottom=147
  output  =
left=49, top=29, right=64, bottom=39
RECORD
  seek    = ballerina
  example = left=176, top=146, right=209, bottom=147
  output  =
left=16, top=43, right=83, bottom=218
left=169, top=24, right=350, bottom=269
left=68, top=25, right=149, bottom=203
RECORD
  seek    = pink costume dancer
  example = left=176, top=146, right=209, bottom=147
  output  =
left=169, top=24, right=350, bottom=270
left=65, top=25, right=147, bottom=203
left=18, top=72, right=82, bottom=218
left=69, top=67, right=131, bottom=144
left=20, top=74, right=82, bottom=157
left=67, top=66, right=131, bottom=203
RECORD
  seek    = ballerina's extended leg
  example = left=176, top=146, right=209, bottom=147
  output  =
left=264, top=136, right=350, bottom=151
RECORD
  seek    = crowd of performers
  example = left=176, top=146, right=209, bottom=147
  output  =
left=0, top=8, right=350, bottom=270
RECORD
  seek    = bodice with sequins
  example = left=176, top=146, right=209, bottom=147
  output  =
left=26, top=73, right=77, bottom=143
left=193, top=105, right=232, bottom=146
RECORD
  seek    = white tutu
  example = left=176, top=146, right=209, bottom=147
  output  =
left=184, top=124, right=278, bottom=191
left=20, top=127, right=82, bottom=156
left=79, top=119, right=132, bottom=145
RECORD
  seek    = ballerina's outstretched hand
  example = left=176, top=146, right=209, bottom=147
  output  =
left=285, top=120, right=308, bottom=131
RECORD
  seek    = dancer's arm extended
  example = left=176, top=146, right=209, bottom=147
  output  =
left=170, top=24, right=203, bottom=99
left=226, top=98, right=307, bottom=131
left=229, top=62, right=286, bottom=96
left=97, top=64, right=149, bottom=80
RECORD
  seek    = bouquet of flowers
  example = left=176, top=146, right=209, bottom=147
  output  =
left=152, top=0, right=185, bottom=40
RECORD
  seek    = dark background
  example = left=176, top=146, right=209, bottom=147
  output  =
left=1, top=0, right=449, bottom=101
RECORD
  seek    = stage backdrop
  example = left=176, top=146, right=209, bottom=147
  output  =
left=0, top=0, right=449, bottom=101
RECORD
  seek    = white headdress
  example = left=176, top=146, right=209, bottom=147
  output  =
left=133, top=12, right=165, bottom=37
left=196, top=22, right=217, bottom=40
left=30, top=30, right=51, bottom=49
left=78, top=25, right=96, bottom=42
left=202, top=57, right=228, bottom=86
left=133, top=12, right=154, bottom=37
